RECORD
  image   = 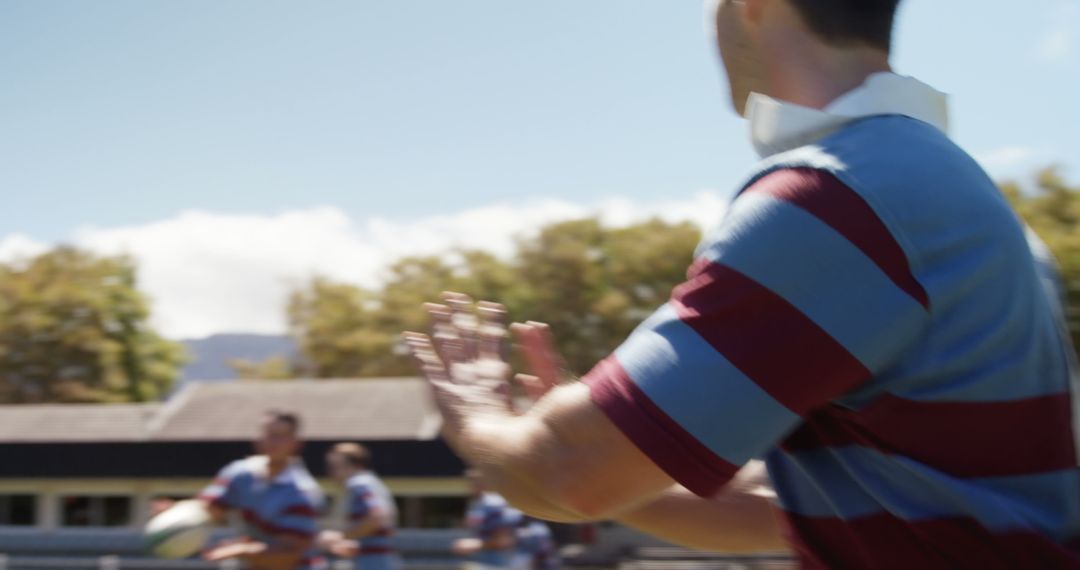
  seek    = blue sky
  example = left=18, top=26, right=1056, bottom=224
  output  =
left=0, top=0, right=1077, bottom=337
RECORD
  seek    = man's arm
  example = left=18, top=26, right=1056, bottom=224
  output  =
left=453, top=527, right=517, bottom=555
left=204, top=534, right=312, bottom=568
left=342, top=511, right=391, bottom=539
left=618, top=462, right=788, bottom=553
left=510, top=321, right=787, bottom=553
left=463, top=381, right=676, bottom=521
left=407, top=170, right=930, bottom=544
left=197, top=462, right=243, bottom=523
left=340, top=484, right=393, bottom=540
left=401, top=315, right=680, bottom=524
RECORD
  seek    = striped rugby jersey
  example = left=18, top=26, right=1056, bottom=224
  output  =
left=200, top=456, right=325, bottom=570
left=466, top=492, right=522, bottom=568
left=516, top=517, right=559, bottom=570
left=344, top=471, right=400, bottom=567
left=584, top=78, right=1080, bottom=568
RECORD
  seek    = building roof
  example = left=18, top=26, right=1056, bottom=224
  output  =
left=0, top=378, right=441, bottom=443
left=0, top=403, right=160, bottom=443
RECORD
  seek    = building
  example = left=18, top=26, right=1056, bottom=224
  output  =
left=0, top=378, right=468, bottom=532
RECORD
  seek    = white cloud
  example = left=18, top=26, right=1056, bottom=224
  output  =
left=974, top=145, right=1047, bottom=178
left=1035, top=0, right=1078, bottom=63
left=5, top=193, right=729, bottom=339
left=1038, top=28, right=1073, bottom=61
left=0, top=234, right=50, bottom=264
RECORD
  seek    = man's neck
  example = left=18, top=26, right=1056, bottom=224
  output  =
left=267, top=457, right=291, bottom=478
left=767, top=43, right=892, bottom=110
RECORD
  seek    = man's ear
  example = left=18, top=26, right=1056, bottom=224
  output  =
left=739, top=0, right=767, bottom=34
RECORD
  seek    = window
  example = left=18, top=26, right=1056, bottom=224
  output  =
left=61, top=496, right=132, bottom=527
left=0, top=495, right=37, bottom=526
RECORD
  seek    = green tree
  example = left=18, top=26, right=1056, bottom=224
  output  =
left=0, top=247, right=184, bottom=403
left=516, top=218, right=700, bottom=373
left=286, top=277, right=403, bottom=377
left=284, top=218, right=701, bottom=378
left=1003, top=167, right=1080, bottom=351
left=229, top=355, right=295, bottom=380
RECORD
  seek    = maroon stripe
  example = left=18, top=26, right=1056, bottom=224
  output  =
left=348, top=511, right=388, bottom=523
left=782, top=392, right=1077, bottom=478
left=359, top=546, right=395, bottom=555
left=671, top=261, right=871, bottom=415
left=241, top=509, right=315, bottom=539
left=282, top=504, right=318, bottom=517
left=743, top=168, right=930, bottom=309
left=583, top=356, right=738, bottom=497
left=783, top=510, right=1080, bottom=570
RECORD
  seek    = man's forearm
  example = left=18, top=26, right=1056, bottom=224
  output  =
left=463, top=411, right=591, bottom=522
left=617, top=463, right=788, bottom=554
left=343, top=516, right=387, bottom=540
left=460, top=383, right=673, bottom=522
left=242, top=541, right=308, bottom=568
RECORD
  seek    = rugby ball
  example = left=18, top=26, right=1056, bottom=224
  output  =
left=143, top=499, right=212, bottom=559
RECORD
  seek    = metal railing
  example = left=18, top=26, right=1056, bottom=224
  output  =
left=0, top=555, right=469, bottom=570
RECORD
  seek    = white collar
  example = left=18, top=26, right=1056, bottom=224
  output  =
left=746, top=72, right=949, bottom=158
left=251, top=455, right=303, bottom=485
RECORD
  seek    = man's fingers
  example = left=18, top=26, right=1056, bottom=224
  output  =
left=425, top=303, right=464, bottom=365
left=402, top=332, right=449, bottom=382
left=477, top=301, right=508, bottom=360
left=515, top=373, right=549, bottom=402
left=443, top=292, right=479, bottom=358
left=511, top=321, right=563, bottom=392
left=528, top=320, right=567, bottom=386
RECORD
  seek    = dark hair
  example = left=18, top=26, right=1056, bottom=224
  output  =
left=787, top=0, right=902, bottom=51
left=266, top=410, right=301, bottom=435
left=330, top=442, right=371, bottom=469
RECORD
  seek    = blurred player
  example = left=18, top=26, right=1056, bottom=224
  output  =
left=198, top=410, right=325, bottom=570
left=514, top=516, right=559, bottom=570
left=319, top=442, right=403, bottom=570
left=454, top=469, right=526, bottom=570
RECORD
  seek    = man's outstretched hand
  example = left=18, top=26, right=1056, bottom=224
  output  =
left=402, top=293, right=517, bottom=457
left=510, top=320, right=570, bottom=405
left=403, top=292, right=677, bottom=523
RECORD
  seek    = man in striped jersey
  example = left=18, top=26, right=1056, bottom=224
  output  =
left=319, top=442, right=403, bottom=570
left=199, top=411, right=326, bottom=570
left=403, top=0, right=1080, bottom=567
left=514, top=515, right=560, bottom=570
left=454, top=469, right=526, bottom=570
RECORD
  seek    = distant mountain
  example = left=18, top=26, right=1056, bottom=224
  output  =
left=179, top=334, right=298, bottom=384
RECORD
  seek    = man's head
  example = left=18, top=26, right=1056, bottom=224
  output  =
left=326, top=442, right=371, bottom=482
left=709, top=0, right=901, bottom=114
left=256, top=410, right=302, bottom=463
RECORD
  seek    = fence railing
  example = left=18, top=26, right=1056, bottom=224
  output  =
left=0, top=555, right=469, bottom=570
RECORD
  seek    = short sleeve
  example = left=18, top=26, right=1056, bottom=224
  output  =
left=583, top=168, right=930, bottom=497
left=198, top=460, right=245, bottom=509
left=348, top=484, right=388, bottom=523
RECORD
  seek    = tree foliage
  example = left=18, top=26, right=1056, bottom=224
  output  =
left=265, top=168, right=1080, bottom=380
left=0, top=247, right=184, bottom=403
left=277, top=218, right=701, bottom=378
left=1002, top=167, right=1080, bottom=350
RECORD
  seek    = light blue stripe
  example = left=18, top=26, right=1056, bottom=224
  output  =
left=765, top=447, right=887, bottom=519
left=614, top=304, right=800, bottom=466
left=768, top=446, right=1080, bottom=539
left=698, top=192, right=926, bottom=374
